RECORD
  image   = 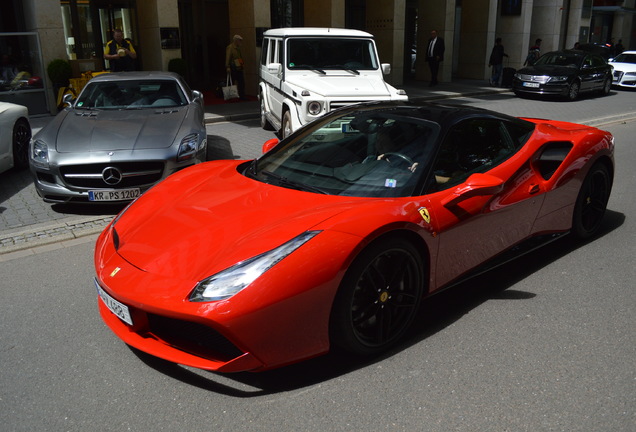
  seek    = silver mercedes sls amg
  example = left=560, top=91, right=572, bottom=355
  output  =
left=29, top=71, right=207, bottom=203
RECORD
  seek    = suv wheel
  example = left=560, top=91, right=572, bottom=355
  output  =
left=282, top=111, right=293, bottom=138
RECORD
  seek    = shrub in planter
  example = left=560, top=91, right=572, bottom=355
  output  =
left=168, top=58, right=187, bottom=78
left=47, top=59, right=72, bottom=88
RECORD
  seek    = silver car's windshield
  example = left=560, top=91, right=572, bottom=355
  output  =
left=287, top=38, right=379, bottom=71
left=75, top=79, right=187, bottom=109
left=253, top=109, right=441, bottom=198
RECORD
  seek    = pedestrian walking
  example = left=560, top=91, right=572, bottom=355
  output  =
left=225, top=34, right=246, bottom=99
left=524, top=38, right=542, bottom=66
left=488, top=37, right=508, bottom=86
left=425, top=30, right=445, bottom=86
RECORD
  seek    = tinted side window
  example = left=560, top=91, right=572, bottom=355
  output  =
left=261, top=38, right=269, bottom=66
left=591, top=54, right=606, bottom=67
left=431, top=118, right=521, bottom=190
left=273, top=40, right=281, bottom=64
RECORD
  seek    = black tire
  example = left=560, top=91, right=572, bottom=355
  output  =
left=281, top=110, right=293, bottom=139
left=330, top=237, right=424, bottom=356
left=260, top=92, right=274, bottom=131
left=600, top=77, right=612, bottom=96
left=567, top=81, right=580, bottom=101
left=571, top=163, right=612, bottom=239
left=12, top=118, right=31, bottom=169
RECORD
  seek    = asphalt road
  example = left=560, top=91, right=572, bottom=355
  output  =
left=0, top=90, right=635, bottom=431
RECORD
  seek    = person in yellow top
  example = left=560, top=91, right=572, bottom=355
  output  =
left=104, top=29, right=137, bottom=72
left=225, top=34, right=246, bottom=99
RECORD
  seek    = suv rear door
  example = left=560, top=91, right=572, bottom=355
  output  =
left=261, top=37, right=284, bottom=124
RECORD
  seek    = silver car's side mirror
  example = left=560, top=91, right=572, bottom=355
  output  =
left=62, top=93, right=75, bottom=108
left=381, top=63, right=392, bottom=75
left=192, top=90, right=203, bottom=105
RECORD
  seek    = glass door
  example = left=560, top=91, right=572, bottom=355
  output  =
left=60, top=1, right=137, bottom=70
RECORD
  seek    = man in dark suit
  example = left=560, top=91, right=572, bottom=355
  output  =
left=425, top=30, right=445, bottom=86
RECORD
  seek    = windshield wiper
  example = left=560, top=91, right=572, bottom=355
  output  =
left=294, top=65, right=326, bottom=74
left=261, top=170, right=327, bottom=194
left=322, top=65, right=360, bottom=75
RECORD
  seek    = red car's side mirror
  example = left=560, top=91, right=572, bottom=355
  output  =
left=442, top=173, right=504, bottom=207
left=262, top=138, right=279, bottom=154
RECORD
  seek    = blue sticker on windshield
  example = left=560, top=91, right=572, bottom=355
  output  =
left=385, top=179, right=397, bottom=188
left=341, top=123, right=355, bottom=133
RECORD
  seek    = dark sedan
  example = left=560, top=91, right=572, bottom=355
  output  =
left=513, top=50, right=613, bottom=100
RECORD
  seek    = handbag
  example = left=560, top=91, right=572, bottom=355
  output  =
left=222, top=73, right=239, bottom=100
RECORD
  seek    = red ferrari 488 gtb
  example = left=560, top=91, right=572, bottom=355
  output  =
left=94, top=102, right=614, bottom=373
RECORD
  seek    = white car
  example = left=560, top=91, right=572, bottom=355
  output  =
left=0, top=101, right=31, bottom=174
left=609, top=50, right=636, bottom=88
left=259, top=27, right=408, bottom=138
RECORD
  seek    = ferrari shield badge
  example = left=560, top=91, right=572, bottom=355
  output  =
left=418, top=207, right=431, bottom=224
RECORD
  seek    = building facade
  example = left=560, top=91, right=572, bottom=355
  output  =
left=1, top=0, right=634, bottom=115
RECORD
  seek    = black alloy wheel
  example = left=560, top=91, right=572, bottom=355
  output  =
left=330, top=237, right=424, bottom=356
left=572, top=163, right=612, bottom=239
left=12, top=118, right=32, bottom=169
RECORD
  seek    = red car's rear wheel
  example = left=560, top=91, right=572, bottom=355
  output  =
left=330, top=237, right=424, bottom=356
left=572, top=163, right=612, bottom=239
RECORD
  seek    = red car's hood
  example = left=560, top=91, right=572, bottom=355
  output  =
left=114, top=161, right=367, bottom=281
left=55, top=108, right=187, bottom=152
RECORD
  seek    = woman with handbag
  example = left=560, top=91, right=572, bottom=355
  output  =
left=225, top=34, right=246, bottom=100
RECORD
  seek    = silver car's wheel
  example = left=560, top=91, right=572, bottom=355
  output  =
left=281, top=110, right=293, bottom=139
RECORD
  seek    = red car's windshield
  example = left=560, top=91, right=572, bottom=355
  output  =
left=252, top=109, right=441, bottom=198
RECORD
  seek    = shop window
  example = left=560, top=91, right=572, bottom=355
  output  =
left=0, top=32, right=49, bottom=115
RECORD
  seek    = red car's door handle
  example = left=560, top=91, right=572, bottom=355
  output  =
left=528, top=184, right=540, bottom=194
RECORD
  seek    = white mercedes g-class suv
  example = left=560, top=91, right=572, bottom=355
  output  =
left=259, top=27, right=408, bottom=138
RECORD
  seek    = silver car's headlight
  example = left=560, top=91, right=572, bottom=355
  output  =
left=177, top=133, right=200, bottom=161
left=31, top=139, right=49, bottom=168
left=548, top=76, right=569, bottom=82
left=189, top=231, right=320, bottom=302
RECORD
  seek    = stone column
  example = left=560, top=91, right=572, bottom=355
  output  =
left=22, top=0, right=66, bottom=114
left=367, top=0, right=406, bottom=86
left=457, top=0, right=496, bottom=80
left=304, top=0, right=345, bottom=28
left=137, top=0, right=181, bottom=72
left=227, top=0, right=269, bottom=97
left=416, top=0, right=455, bottom=83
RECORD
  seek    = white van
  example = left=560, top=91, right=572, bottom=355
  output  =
left=259, top=27, right=408, bottom=138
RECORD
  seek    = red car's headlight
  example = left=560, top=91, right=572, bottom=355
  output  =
left=189, top=231, right=320, bottom=302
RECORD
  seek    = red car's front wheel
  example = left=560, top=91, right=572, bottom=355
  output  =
left=330, top=237, right=424, bottom=356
